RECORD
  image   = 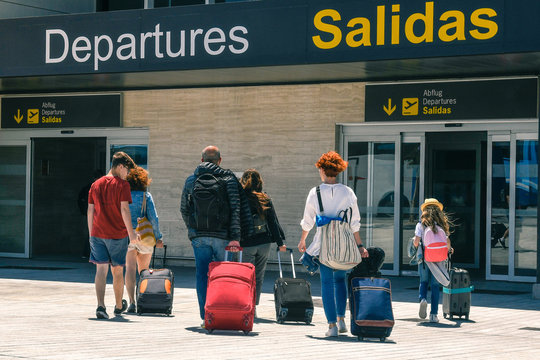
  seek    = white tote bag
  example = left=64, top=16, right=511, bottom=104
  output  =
left=316, top=186, right=362, bottom=270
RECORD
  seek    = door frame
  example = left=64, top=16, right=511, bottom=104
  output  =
left=338, top=119, right=537, bottom=277
left=0, top=128, right=149, bottom=258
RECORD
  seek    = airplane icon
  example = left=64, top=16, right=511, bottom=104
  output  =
left=402, top=98, right=418, bottom=115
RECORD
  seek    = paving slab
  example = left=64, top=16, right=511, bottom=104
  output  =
left=1, top=259, right=539, bottom=360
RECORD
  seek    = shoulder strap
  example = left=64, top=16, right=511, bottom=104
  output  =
left=316, top=186, right=324, bottom=213
left=141, top=192, right=147, bottom=217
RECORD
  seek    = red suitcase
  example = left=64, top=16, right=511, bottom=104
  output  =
left=204, top=246, right=256, bottom=334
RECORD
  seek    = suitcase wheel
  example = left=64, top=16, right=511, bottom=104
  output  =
left=304, top=309, right=313, bottom=324
left=450, top=315, right=454, bottom=320
left=380, top=338, right=386, bottom=342
left=443, top=313, right=447, bottom=319
left=465, top=314, right=469, bottom=321
left=358, top=336, right=364, bottom=341
left=243, top=330, right=250, bottom=335
left=207, top=329, right=214, bottom=334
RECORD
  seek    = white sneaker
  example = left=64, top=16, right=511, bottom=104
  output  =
left=419, top=299, right=428, bottom=319
left=325, top=326, right=338, bottom=337
left=429, top=314, right=439, bottom=323
left=337, top=319, right=348, bottom=333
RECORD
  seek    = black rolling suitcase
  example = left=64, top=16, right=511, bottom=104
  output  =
left=274, top=249, right=314, bottom=324
left=443, top=266, right=473, bottom=320
left=136, top=245, right=174, bottom=315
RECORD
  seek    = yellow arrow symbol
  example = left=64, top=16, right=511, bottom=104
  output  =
left=383, top=98, right=396, bottom=116
left=14, top=109, right=23, bottom=123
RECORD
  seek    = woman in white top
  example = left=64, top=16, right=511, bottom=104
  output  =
left=298, top=151, right=369, bottom=337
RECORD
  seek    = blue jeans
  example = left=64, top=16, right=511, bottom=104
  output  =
left=418, top=262, right=440, bottom=315
left=319, top=263, right=347, bottom=324
left=191, top=236, right=229, bottom=320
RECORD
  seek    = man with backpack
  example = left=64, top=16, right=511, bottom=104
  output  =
left=180, top=145, right=253, bottom=326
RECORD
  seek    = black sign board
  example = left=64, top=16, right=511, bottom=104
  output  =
left=1, top=94, right=121, bottom=128
left=365, top=78, right=538, bottom=121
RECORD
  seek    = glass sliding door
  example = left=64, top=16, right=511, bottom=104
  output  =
left=514, top=139, right=537, bottom=278
left=489, top=140, right=510, bottom=276
left=487, top=134, right=537, bottom=281
left=346, top=137, right=399, bottom=274
left=400, top=139, right=423, bottom=272
left=0, top=143, right=29, bottom=257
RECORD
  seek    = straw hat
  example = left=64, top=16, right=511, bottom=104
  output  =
left=421, top=198, right=443, bottom=211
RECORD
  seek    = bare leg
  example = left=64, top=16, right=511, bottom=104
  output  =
left=111, top=265, right=125, bottom=309
left=125, top=250, right=138, bottom=304
left=95, top=264, right=109, bottom=308
left=137, top=253, right=153, bottom=273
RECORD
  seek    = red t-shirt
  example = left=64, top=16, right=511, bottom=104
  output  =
left=88, top=175, right=132, bottom=239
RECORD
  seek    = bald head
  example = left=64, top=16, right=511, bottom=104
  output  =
left=202, top=145, right=221, bottom=165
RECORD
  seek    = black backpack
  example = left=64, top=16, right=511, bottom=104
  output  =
left=189, top=173, right=230, bottom=231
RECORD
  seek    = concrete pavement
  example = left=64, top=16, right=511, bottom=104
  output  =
left=1, top=257, right=539, bottom=360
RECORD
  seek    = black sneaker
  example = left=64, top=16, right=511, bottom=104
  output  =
left=114, top=299, right=128, bottom=316
left=126, top=303, right=136, bottom=314
left=96, top=306, right=109, bottom=319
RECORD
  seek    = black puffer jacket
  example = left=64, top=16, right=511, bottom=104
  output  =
left=180, top=162, right=253, bottom=241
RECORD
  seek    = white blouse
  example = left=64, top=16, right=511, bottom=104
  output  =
left=300, top=183, right=361, bottom=256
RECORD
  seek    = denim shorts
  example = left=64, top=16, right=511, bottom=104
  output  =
left=89, top=236, right=129, bottom=266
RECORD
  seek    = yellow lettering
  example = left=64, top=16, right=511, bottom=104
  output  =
left=469, top=8, right=498, bottom=40
left=391, top=4, right=400, bottom=45
left=312, top=9, right=342, bottom=49
left=346, top=17, right=371, bottom=47
left=438, top=10, right=466, bottom=42
left=377, top=5, right=385, bottom=45
left=405, top=1, right=434, bottom=44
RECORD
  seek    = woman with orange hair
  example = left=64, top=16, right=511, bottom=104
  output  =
left=125, top=166, right=164, bottom=313
left=298, top=151, right=368, bottom=337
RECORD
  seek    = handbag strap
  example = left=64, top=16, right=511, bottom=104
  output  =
left=140, top=192, right=147, bottom=218
left=316, top=186, right=324, bottom=213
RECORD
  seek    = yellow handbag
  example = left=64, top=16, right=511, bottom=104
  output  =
left=136, top=192, right=156, bottom=248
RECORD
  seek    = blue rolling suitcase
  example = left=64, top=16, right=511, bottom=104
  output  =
left=349, top=277, right=394, bottom=342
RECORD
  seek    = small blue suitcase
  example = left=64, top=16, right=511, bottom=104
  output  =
left=349, top=277, right=394, bottom=342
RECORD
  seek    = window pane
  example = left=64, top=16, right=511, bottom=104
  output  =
left=491, top=142, right=510, bottom=275
left=515, top=140, right=537, bottom=277
left=401, top=143, right=420, bottom=269
left=372, top=143, right=395, bottom=270
left=0, top=146, right=26, bottom=254
left=347, top=142, right=368, bottom=245
left=110, top=145, right=148, bottom=169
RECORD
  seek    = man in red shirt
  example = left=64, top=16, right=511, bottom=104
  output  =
left=88, top=152, right=139, bottom=319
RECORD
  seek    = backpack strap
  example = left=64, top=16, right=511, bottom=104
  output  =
left=316, top=186, right=324, bottom=213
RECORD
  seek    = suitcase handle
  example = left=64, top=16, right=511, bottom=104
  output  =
left=277, top=248, right=295, bottom=279
left=225, top=246, right=243, bottom=262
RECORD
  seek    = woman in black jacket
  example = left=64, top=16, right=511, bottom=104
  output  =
left=240, top=169, right=286, bottom=311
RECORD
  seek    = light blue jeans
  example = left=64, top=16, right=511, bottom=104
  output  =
left=319, top=263, right=347, bottom=324
left=191, top=236, right=229, bottom=320
left=418, top=262, right=440, bottom=315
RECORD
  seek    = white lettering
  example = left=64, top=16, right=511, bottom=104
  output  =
left=165, top=30, right=185, bottom=57
left=204, top=27, right=226, bottom=56
left=72, top=36, right=91, bottom=63
left=140, top=32, right=153, bottom=59
left=116, top=33, right=137, bottom=60
left=154, top=24, right=164, bottom=58
left=45, top=29, right=69, bottom=63
left=229, top=26, right=249, bottom=54
left=190, top=29, right=203, bottom=56
left=94, top=35, right=113, bottom=71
